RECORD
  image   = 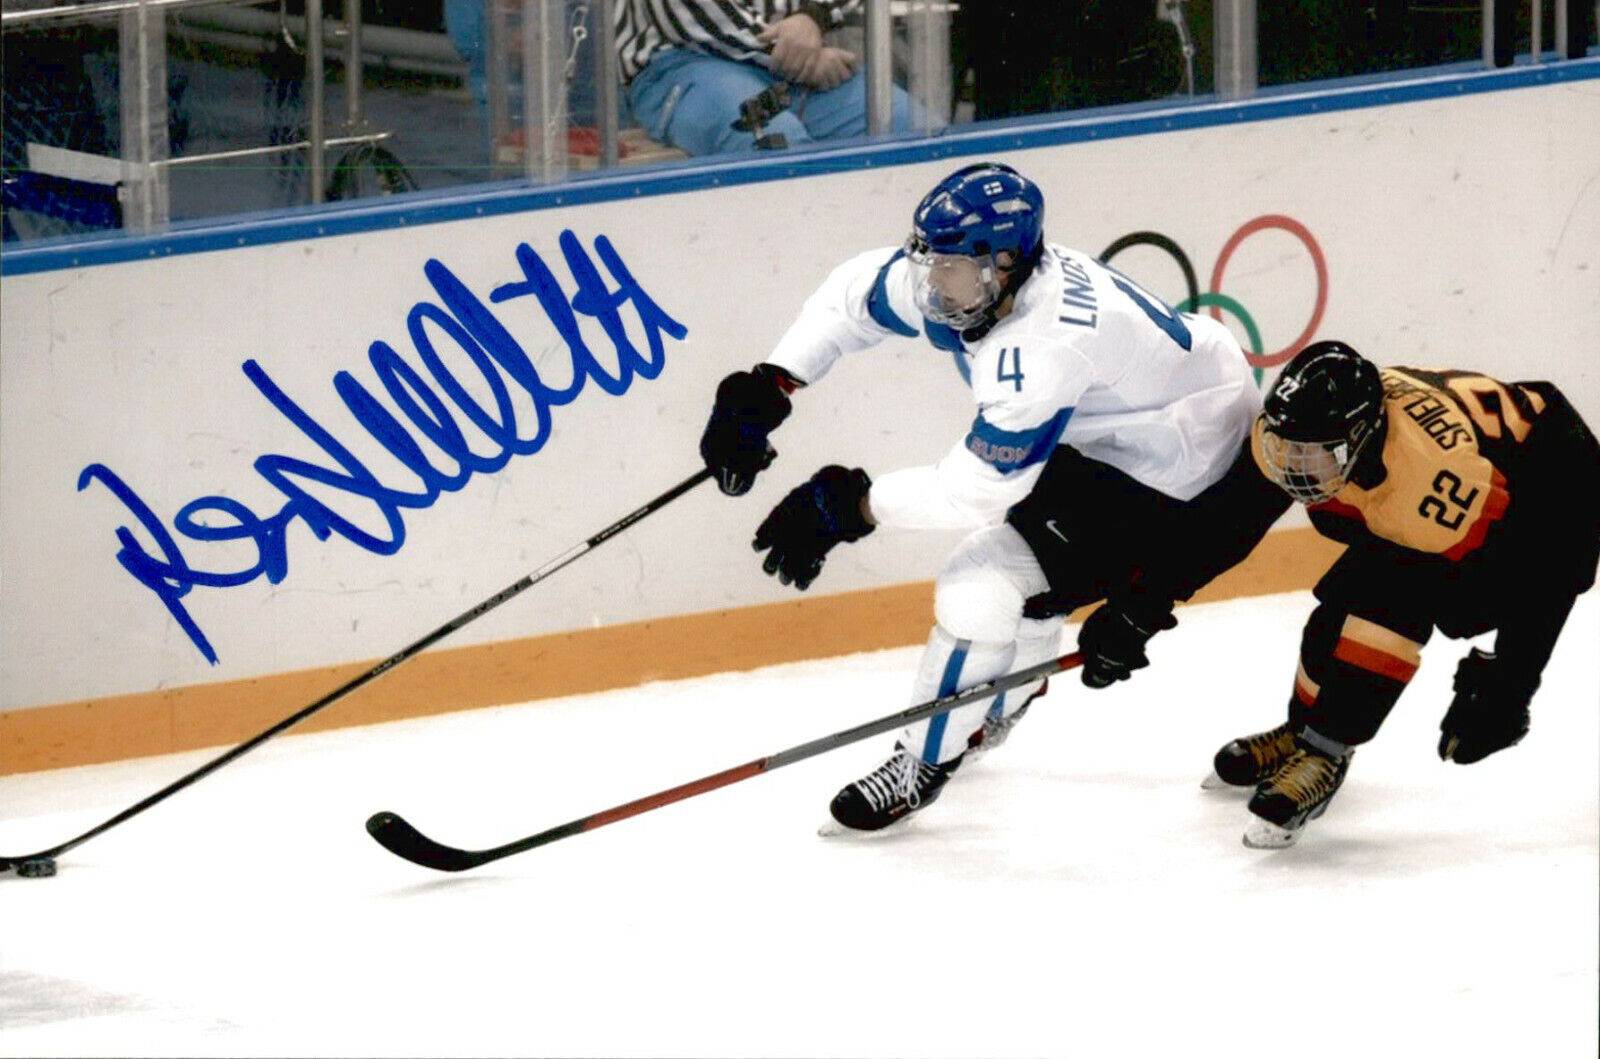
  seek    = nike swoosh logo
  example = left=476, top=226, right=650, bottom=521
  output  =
left=1044, top=519, right=1069, bottom=544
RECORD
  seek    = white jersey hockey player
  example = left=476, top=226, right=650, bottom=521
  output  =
left=699, top=162, right=1288, bottom=833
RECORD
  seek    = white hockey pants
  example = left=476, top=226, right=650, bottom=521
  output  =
left=899, top=524, right=1064, bottom=764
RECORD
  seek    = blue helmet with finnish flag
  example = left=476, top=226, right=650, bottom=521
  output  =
left=907, top=162, right=1046, bottom=330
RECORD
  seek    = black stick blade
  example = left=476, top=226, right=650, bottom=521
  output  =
left=365, top=812, right=483, bottom=872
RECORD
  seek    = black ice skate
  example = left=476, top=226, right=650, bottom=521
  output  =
left=967, top=679, right=1049, bottom=759
left=1243, top=735, right=1353, bottom=849
left=823, top=745, right=962, bottom=834
left=1202, top=722, right=1297, bottom=790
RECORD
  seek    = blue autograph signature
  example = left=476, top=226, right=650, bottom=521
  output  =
left=77, top=230, right=688, bottom=664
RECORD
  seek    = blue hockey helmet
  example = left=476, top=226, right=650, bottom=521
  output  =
left=907, top=162, right=1046, bottom=330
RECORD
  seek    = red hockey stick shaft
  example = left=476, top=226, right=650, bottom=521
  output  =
left=367, top=651, right=1086, bottom=871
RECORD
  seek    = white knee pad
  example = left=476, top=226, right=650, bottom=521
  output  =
left=933, top=525, right=1051, bottom=645
left=898, top=528, right=1053, bottom=763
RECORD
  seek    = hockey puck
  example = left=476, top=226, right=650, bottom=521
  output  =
left=17, top=857, right=57, bottom=878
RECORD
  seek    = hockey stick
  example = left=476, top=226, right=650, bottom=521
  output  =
left=366, top=651, right=1085, bottom=872
left=0, top=467, right=716, bottom=878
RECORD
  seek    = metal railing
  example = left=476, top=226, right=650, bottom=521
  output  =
left=3, top=0, right=391, bottom=229
left=1483, top=0, right=1596, bottom=64
left=4, top=0, right=1592, bottom=238
left=3, top=0, right=244, bottom=26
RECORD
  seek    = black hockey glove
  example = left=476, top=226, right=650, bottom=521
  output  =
left=1077, top=598, right=1178, bottom=689
left=1438, top=648, right=1536, bottom=764
left=752, top=466, right=874, bottom=591
left=699, top=364, right=795, bottom=496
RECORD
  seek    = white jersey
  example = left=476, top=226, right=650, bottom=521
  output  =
left=767, top=243, right=1261, bottom=530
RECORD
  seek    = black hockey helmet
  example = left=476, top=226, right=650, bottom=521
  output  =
left=1258, top=341, right=1384, bottom=503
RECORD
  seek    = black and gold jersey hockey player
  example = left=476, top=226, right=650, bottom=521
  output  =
left=1254, top=364, right=1596, bottom=581
left=1224, top=341, right=1599, bottom=846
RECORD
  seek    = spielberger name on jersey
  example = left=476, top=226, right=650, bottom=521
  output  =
left=1254, top=367, right=1556, bottom=560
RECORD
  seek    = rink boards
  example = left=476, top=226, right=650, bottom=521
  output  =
left=1, top=61, right=1596, bottom=771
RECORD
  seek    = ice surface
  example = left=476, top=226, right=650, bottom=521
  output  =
left=3, top=591, right=1596, bottom=1058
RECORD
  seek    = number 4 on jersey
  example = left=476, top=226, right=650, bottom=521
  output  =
left=997, top=347, right=1025, bottom=391
left=1106, top=267, right=1193, bottom=352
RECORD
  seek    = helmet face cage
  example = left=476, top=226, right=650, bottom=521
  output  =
left=906, top=236, right=1003, bottom=330
left=905, top=163, right=1044, bottom=330
left=1256, top=340, right=1384, bottom=504
left=1259, top=417, right=1375, bottom=504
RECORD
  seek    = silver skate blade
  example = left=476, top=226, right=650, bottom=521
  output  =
left=1242, top=816, right=1301, bottom=849
left=1199, top=769, right=1236, bottom=791
left=816, top=816, right=913, bottom=839
left=817, top=817, right=854, bottom=838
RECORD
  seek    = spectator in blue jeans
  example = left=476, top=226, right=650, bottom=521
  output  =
left=616, top=0, right=934, bottom=155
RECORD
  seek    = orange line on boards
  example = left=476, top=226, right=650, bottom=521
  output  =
left=0, top=529, right=1343, bottom=775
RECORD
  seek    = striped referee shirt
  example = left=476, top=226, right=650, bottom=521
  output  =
left=616, top=0, right=861, bottom=82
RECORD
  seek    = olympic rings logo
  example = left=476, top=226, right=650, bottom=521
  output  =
left=1099, top=215, right=1328, bottom=376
